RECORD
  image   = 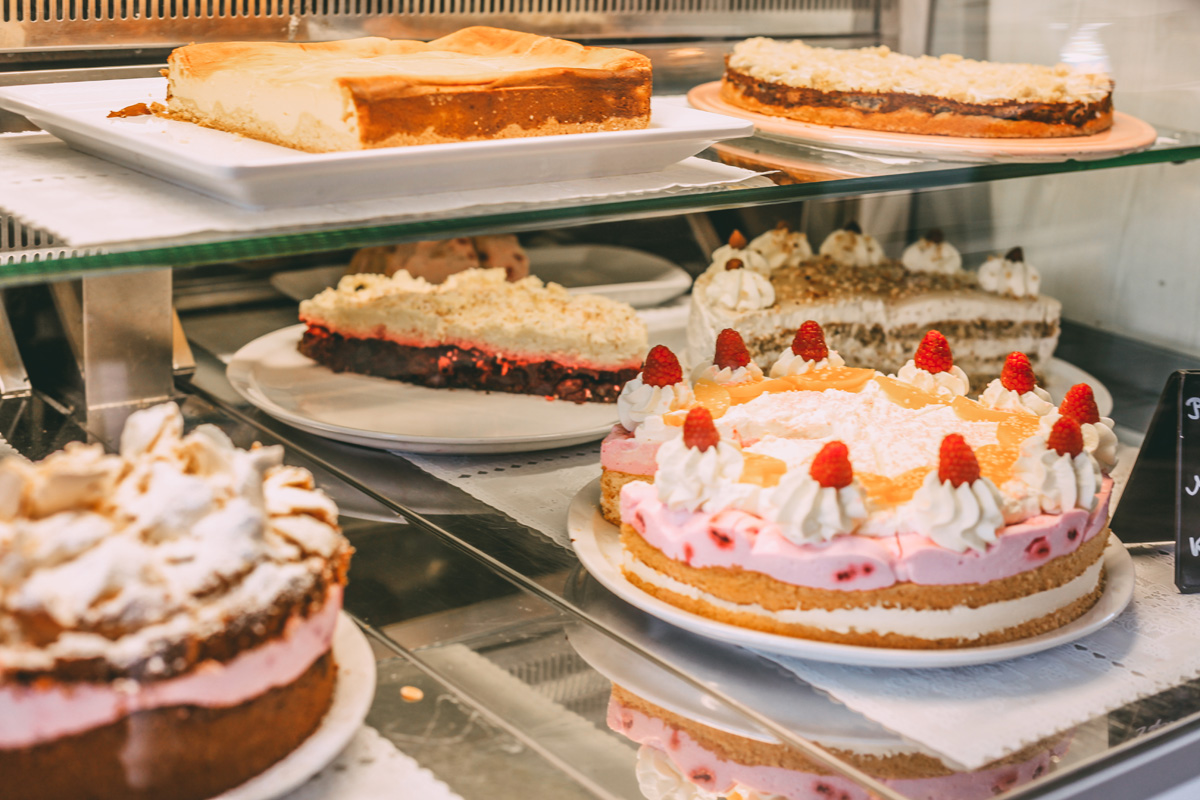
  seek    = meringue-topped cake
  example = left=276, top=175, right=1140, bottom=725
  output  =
left=164, top=27, right=653, bottom=152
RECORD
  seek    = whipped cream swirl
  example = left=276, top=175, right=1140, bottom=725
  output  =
left=902, top=237, right=962, bottom=274
left=654, top=438, right=746, bottom=513
left=617, top=376, right=695, bottom=433
left=766, top=469, right=868, bottom=544
left=707, top=268, right=776, bottom=312
left=979, top=253, right=1041, bottom=298
left=707, top=244, right=770, bottom=276
left=819, top=228, right=886, bottom=267
left=906, top=471, right=1005, bottom=553
left=691, top=361, right=764, bottom=385
left=978, top=379, right=1055, bottom=416
left=635, top=746, right=721, bottom=800
left=749, top=227, right=812, bottom=270
left=1013, top=435, right=1101, bottom=515
left=769, top=348, right=845, bottom=378
left=1038, top=412, right=1119, bottom=473
left=895, top=360, right=970, bottom=397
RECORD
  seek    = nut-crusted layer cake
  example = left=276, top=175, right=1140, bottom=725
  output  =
left=0, top=404, right=350, bottom=800
left=687, top=226, right=1061, bottom=390
left=608, top=685, right=1072, bottom=800
left=722, top=38, right=1112, bottom=138
left=603, top=327, right=1118, bottom=648
left=165, top=26, right=653, bottom=152
left=299, top=268, right=648, bottom=403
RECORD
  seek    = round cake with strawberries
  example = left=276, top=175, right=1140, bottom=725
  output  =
left=602, top=324, right=1116, bottom=648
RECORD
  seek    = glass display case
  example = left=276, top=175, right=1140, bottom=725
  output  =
left=4, top=2, right=1200, bottom=799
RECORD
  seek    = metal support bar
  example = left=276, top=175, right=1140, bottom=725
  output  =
left=0, top=294, right=31, bottom=398
left=81, top=269, right=175, bottom=447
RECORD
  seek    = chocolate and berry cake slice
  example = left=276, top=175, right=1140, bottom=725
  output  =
left=0, top=404, right=351, bottom=800
left=299, top=268, right=648, bottom=403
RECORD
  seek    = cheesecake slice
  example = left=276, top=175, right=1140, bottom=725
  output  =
left=165, top=27, right=653, bottom=152
left=298, top=269, right=648, bottom=403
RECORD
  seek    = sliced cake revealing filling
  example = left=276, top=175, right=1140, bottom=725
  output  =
left=165, top=27, right=653, bottom=152
left=0, top=403, right=351, bottom=800
left=602, top=327, right=1119, bottom=649
left=687, top=224, right=1062, bottom=389
left=299, top=268, right=648, bottom=403
left=721, top=38, right=1113, bottom=138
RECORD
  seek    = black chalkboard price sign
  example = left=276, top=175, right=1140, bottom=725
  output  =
left=1110, top=370, right=1200, bottom=592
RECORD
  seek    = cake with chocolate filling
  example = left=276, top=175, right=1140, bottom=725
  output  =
left=721, top=38, right=1112, bottom=138
left=608, top=685, right=1071, bottom=800
left=164, top=27, right=653, bottom=152
left=687, top=223, right=1062, bottom=389
left=0, top=403, right=351, bottom=800
left=299, top=268, right=648, bottom=403
left=602, top=326, right=1117, bottom=648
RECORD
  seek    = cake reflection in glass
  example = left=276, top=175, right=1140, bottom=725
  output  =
left=0, top=403, right=350, bottom=800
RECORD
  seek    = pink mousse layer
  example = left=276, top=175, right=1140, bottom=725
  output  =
left=608, top=698, right=1064, bottom=800
left=620, top=480, right=1111, bottom=591
left=601, top=425, right=660, bottom=476
left=0, top=584, right=343, bottom=750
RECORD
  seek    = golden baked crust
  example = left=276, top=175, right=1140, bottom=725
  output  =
left=621, top=524, right=1109, bottom=648
left=721, top=39, right=1113, bottom=139
left=165, top=27, right=653, bottom=152
left=600, top=468, right=652, bottom=526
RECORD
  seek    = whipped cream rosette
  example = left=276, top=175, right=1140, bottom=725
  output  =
left=901, top=229, right=962, bottom=274
left=907, top=435, right=1005, bottom=553
left=893, top=330, right=970, bottom=398
left=818, top=221, right=886, bottom=268
left=706, top=230, right=771, bottom=276
left=764, top=442, right=867, bottom=544
left=979, top=380, right=1054, bottom=415
left=691, top=328, right=765, bottom=385
left=748, top=222, right=812, bottom=270
left=979, top=246, right=1041, bottom=298
left=653, top=407, right=757, bottom=514
left=706, top=266, right=775, bottom=313
left=1038, top=412, right=1118, bottom=474
left=769, top=320, right=845, bottom=378
left=1014, top=417, right=1101, bottom=515
left=618, top=345, right=695, bottom=433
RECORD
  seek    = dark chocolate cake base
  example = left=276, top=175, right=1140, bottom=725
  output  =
left=1, top=652, right=336, bottom=800
left=299, top=325, right=637, bottom=403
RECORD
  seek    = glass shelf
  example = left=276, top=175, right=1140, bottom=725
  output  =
left=2, top=122, right=1200, bottom=287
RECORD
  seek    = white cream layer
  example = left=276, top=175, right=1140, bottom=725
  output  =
left=0, top=585, right=341, bottom=750
left=623, top=553, right=1101, bottom=642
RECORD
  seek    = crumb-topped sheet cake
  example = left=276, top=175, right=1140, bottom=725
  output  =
left=721, top=38, right=1113, bottom=138
left=602, top=327, right=1117, bottom=649
left=299, top=268, right=648, bottom=403
left=0, top=403, right=351, bottom=800
left=165, top=26, right=653, bottom=152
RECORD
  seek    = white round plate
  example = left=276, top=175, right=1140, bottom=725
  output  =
left=1044, top=357, right=1113, bottom=417
left=226, top=325, right=621, bottom=454
left=565, top=588, right=897, bottom=747
left=268, top=245, right=691, bottom=309
left=569, top=479, right=1134, bottom=669
left=217, top=614, right=376, bottom=800
left=687, top=82, right=1158, bottom=164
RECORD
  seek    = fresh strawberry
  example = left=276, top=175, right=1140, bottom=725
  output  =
left=1000, top=352, right=1036, bottom=394
left=728, top=230, right=748, bottom=249
left=725, top=258, right=744, bottom=271
left=913, top=330, right=953, bottom=374
left=1047, top=416, right=1084, bottom=457
left=682, top=407, right=720, bottom=452
left=809, top=441, right=853, bottom=489
left=714, top=328, right=752, bottom=370
left=938, top=433, right=980, bottom=487
left=1059, top=383, right=1101, bottom=425
left=640, top=345, right=683, bottom=388
left=791, top=320, right=829, bottom=362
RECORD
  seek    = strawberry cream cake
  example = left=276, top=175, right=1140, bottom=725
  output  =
left=609, top=685, right=1072, bottom=800
left=0, top=404, right=351, bottom=800
left=299, top=267, right=648, bottom=403
left=602, top=325, right=1116, bottom=648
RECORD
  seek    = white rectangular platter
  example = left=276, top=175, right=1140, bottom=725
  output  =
left=0, top=78, right=755, bottom=209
